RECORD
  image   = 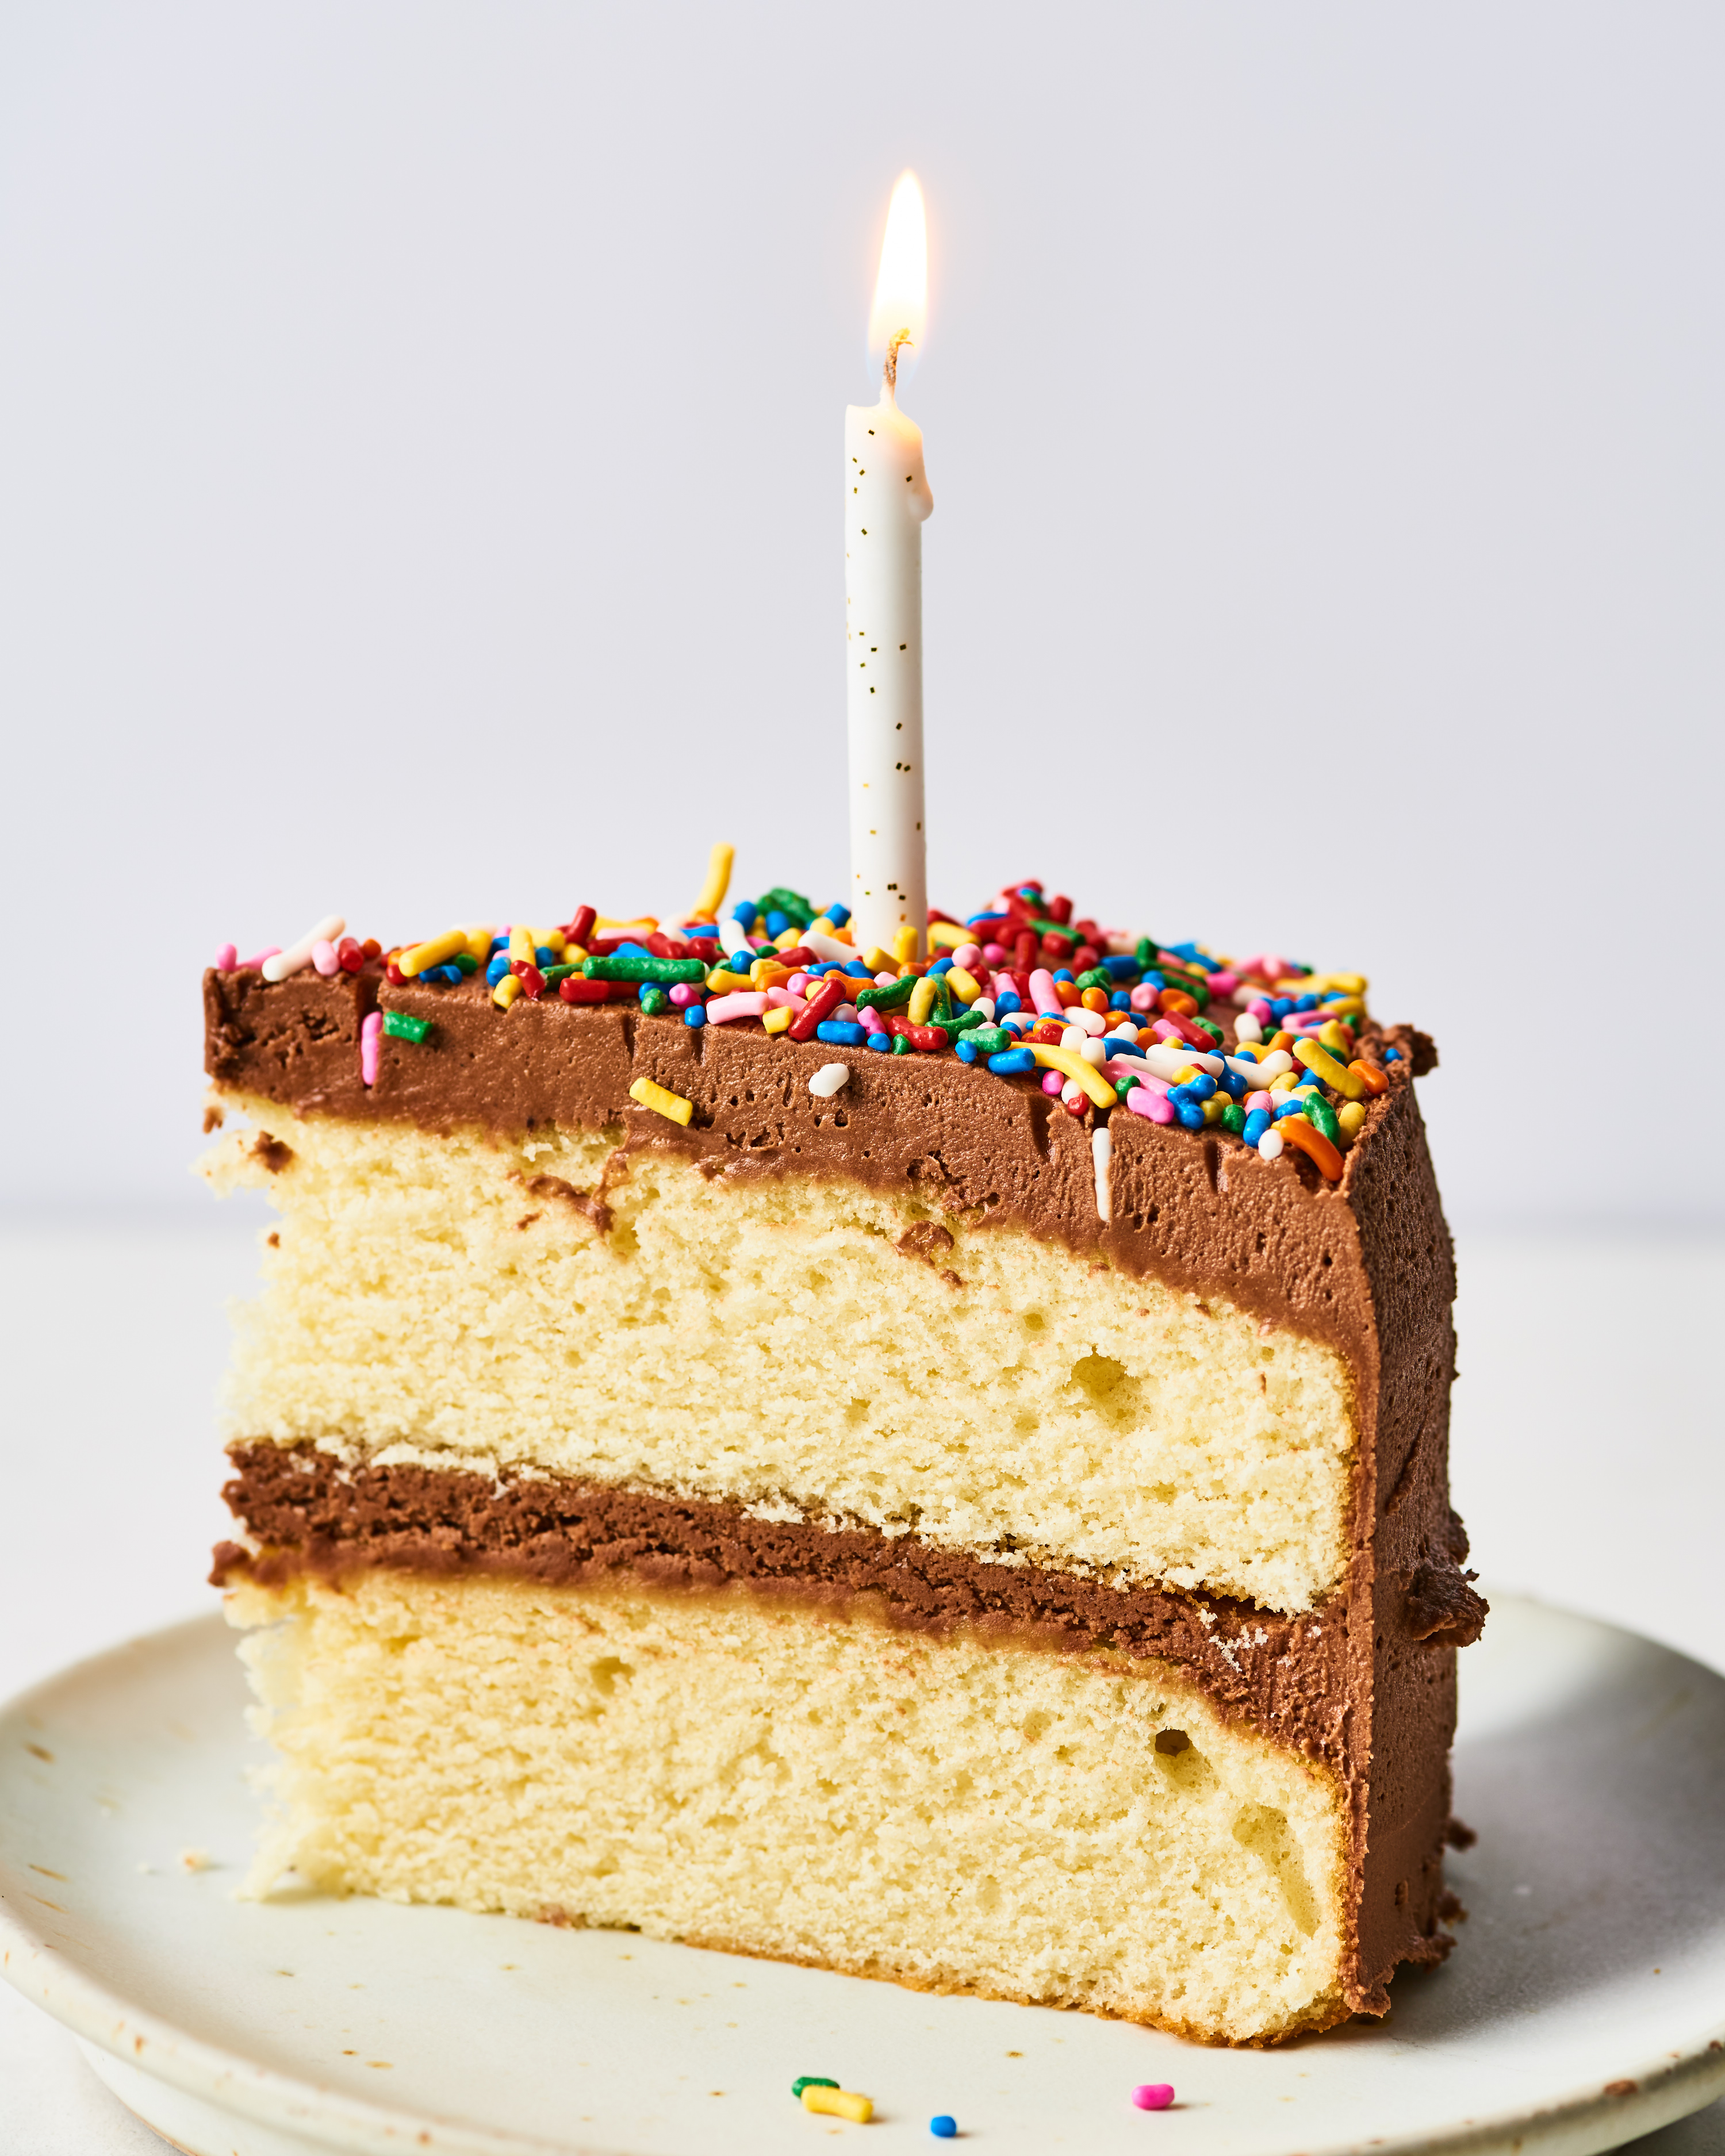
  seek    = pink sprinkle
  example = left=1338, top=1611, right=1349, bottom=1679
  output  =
left=1125, top=1087, right=1175, bottom=1125
left=1029, top=967, right=1063, bottom=1015
left=312, top=939, right=340, bottom=977
left=1040, top=1069, right=1064, bottom=1096
left=1248, top=998, right=1275, bottom=1023
left=873, top=970, right=898, bottom=988
left=237, top=947, right=280, bottom=972
left=705, top=991, right=768, bottom=1025
left=787, top=973, right=812, bottom=997
left=1132, top=2084, right=1175, bottom=2111
left=1246, top=1090, right=1274, bottom=1112
left=765, top=987, right=804, bottom=1010
left=359, top=1011, right=382, bottom=1087
left=215, top=943, right=237, bottom=970
left=952, top=942, right=983, bottom=973
left=1128, top=983, right=1160, bottom=1013
left=1206, top=971, right=1238, bottom=996
left=667, top=983, right=703, bottom=1008
left=1149, top=1018, right=1186, bottom=1044
left=861, top=1007, right=889, bottom=1036
left=982, top=942, right=1008, bottom=965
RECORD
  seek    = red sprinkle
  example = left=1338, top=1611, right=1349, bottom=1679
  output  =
left=566, top=905, right=597, bottom=948
left=558, top=977, right=614, bottom=1004
left=790, top=976, right=846, bottom=1042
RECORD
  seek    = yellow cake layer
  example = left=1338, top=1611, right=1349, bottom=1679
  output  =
left=228, top=1570, right=1349, bottom=2043
left=203, top=1092, right=1356, bottom=1612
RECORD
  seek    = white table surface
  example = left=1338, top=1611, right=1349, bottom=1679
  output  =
left=2, top=1213, right=1722, bottom=2154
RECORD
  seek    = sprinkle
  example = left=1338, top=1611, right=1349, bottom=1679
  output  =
left=808, top=1062, right=852, bottom=1098
left=628, top=1076, right=693, bottom=1126
left=382, top=1009, right=431, bottom=1042
left=691, top=840, right=734, bottom=921
left=1126, top=1084, right=1176, bottom=1125
left=493, top=975, right=523, bottom=1009
left=803, top=2087, right=872, bottom=2123
left=706, top=991, right=769, bottom=1024
left=359, top=1011, right=382, bottom=1087
left=988, top=1047, right=1036, bottom=1075
left=894, top=923, right=920, bottom=965
left=1280, top=1114, right=1343, bottom=1177
left=1092, top=1123, right=1113, bottom=1223
left=930, top=2117, right=957, bottom=2139
left=1294, top=1039, right=1364, bottom=1099
left=1350, top=1059, right=1389, bottom=1096
left=584, top=953, right=707, bottom=984
left=1132, top=2083, right=1175, bottom=2111
left=816, top=1019, right=868, bottom=1046
left=791, top=976, right=846, bottom=1041
left=214, top=943, right=237, bottom=969
left=395, top=929, right=465, bottom=981
left=311, top=939, right=340, bottom=978
left=262, top=914, right=345, bottom=983
left=792, top=2078, right=838, bottom=2100
left=763, top=1005, right=795, bottom=1035
left=1028, top=1044, right=1117, bottom=1110
left=1028, top=966, right=1063, bottom=1015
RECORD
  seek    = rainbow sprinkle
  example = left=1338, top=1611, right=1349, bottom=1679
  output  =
left=220, top=873, right=1405, bottom=1183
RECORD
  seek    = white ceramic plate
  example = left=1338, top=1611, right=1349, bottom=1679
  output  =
left=2, top=1594, right=1723, bottom=2156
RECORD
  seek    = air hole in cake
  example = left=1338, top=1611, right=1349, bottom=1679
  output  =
left=1233, top=1802, right=1320, bottom=1938
left=1021, top=1710, right=1052, bottom=1742
left=1155, top=1729, right=1191, bottom=1755
left=1157, top=1738, right=1216, bottom=1795
left=1021, top=1310, right=1045, bottom=1334
left=589, top=1657, right=634, bottom=1698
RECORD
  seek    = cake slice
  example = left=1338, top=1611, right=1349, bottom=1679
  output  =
left=202, top=884, right=1483, bottom=2045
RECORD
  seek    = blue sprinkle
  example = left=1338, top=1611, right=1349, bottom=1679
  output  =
left=1383, top=1046, right=1402, bottom=1061
left=867, top=1030, right=891, bottom=1051
left=1105, top=1038, right=1146, bottom=1061
left=1164, top=940, right=1210, bottom=968
left=954, top=1038, right=980, bottom=1063
left=1294, top=993, right=1319, bottom=1012
left=485, top=955, right=511, bottom=987
left=765, top=909, right=790, bottom=937
left=732, top=901, right=758, bottom=930
left=1176, top=1101, right=1208, bottom=1131
left=930, top=2119, right=957, bottom=2140
left=488, top=935, right=508, bottom=956
left=824, top=904, right=851, bottom=928
left=988, top=1048, right=1037, bottom=1076
left=1243, top=1107, right=1271, bottom=1148
left=844, top=960, right=875, bottom=979
left=1109, top=991, right=1133, bottom=1010
left=1184, top=1073, right=1218, bottom=1102
left=1275, top=1095, right=1310, bottom=1119
left=1140, top=970, right=1167, bottom=993
left=995, top=991, right=1023, bottom=1015
left=1218, top=1068, right=1249, bottom=1102
left=816, top=1021, right=868, bottom=1046
left=929, top=956, right=954, bottom=976
left=1053, top=968, right=1075, bottom=984
left=1103, top=955, right=1138, bottom=979
left=535, top=946, right=556, bottom=967
left=683, top=1005, right=707, bottom=1029
left=729, top=949, right=755, bottom=969
left=424, top=963, right=463, bottom=985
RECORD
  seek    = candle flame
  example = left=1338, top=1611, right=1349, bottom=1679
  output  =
left=867, top=171, right=928, bottom=392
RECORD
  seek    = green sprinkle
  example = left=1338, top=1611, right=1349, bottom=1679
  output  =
left=855, top=974, right=915, bottom=1012
left=792, top=2078, right=839, bottom=2100
left=1305, top=1094, right=1341, bottom=1144
left=1075, top=967, right=1111, bottom=992
left=381, top=1009, right=431, bottom=1044
left=890, top=1032, right=911, bottom=1055
left=453, top=950, right=478, bottom=976
left=639, top=985, right=670, bottom=1016
left=1114, top=1074, right=1140, bottom=1101
left=1134, top=937, right=1155, bottom=968
left=1220, top=1100, right=1247, bottom=1135
left=969, top=1025, right=1011, bottom=1056
left=542, top=964, right=578, bottom=987
left=582, top=954, right=706, bottom=984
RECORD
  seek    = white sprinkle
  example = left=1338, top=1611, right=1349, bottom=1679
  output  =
left=1258, top=1127, right=1285, bottom=1160
left=262, top=914, right=344, bottom=983
left=808, top=1063, right=851, bottom=1099
left=1092, top=1123, right=1113, bottom=1224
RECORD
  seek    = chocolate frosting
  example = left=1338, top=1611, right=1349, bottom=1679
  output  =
left=203, top=962, right=1481, bottom=2025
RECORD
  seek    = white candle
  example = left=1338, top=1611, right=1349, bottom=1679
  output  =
left=846, top=172, right=933, bottom=961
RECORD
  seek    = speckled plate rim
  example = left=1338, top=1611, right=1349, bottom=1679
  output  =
left=3, top=1604, right=1725, bottom=2156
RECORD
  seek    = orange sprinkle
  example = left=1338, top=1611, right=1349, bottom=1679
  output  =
left=1350, top=1060, right=1389, bottom=1097
left=1280, top=1115, right=1344, bottom=1181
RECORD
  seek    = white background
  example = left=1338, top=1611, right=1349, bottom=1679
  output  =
left=1, top=4, right=1722, bottom=2147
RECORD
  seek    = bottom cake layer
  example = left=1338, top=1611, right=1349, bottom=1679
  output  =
left=228, top=1568, right=1352, bottom=2044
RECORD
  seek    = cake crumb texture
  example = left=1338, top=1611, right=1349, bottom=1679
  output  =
left=228, top=1570, right=1350, bottom=2044
left=204, top=1093, right=1356, bottom=1613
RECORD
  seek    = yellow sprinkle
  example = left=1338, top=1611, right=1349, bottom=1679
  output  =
left=628, top=1076, right=693, bottom=1126
left=907, top=975, right=939, bottom=1025
left=773, top=927, right=803, bottom=952
left=691, top=841, right=734, bottom=922
left=564, top=943, right=589, bottom=964
left=1337, top=1099, right=1368, bottom=1142
left=1270, top=1072, right=1298, bottom=1093
left=802, top=2087, right=872, bottom=2124
left=538, top=927, right=568, bottom=957
left=1202, top=1094, right=1226, bottom=1125
left=596, top=915, right=658, bottom=932
left=706, top=969, right=754, bottom=993
left=762, top=1005, right=795, bottom=1035
left=398, top=930, right=467, bottom=979
left=492, top=975, right=522, bottom=1011
left=1172, top=1063, right=1200, bottom=1085
left=1324, top=995, right=1366, bottom=1018
left=926, top=921, right=968, bottom=950
left=458, top=923, right=496, bottom=962
left=1028, top=1044, right=1115, bottom=1110
left=864, top=946, right=896, bottom=973
left=947, top=965, right=982, bottom=1005
left=1316, top=1021, right=1353, bottom=1056
left=508, top=926, right=536, bottom=966
left=893, top=923, right=921, bottom=965
left=807, top=916, right=835, bottom=939
left=1294, top=1039, right=1364, bottom=1099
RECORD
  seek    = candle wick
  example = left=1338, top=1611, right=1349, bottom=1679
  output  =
left=883, top=328, right=914, bottom=398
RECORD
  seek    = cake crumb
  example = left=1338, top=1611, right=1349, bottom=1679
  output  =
left=179, top=1848, right=212, bottom=1872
